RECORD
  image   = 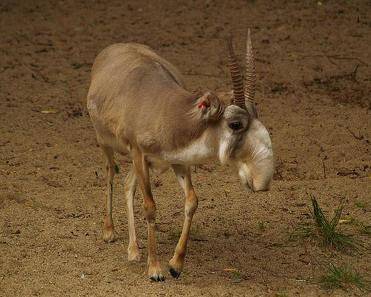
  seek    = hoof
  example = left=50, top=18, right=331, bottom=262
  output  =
left=149, top=273, right=165, bottom=282
left=168, top=257, right=183, bottom=279
left=169, top=267, right=181, bottom=279
left=148, top=264, right=164, bottom=282
left=102, top=229, right=115, bottom=243
left=127, top=245, right=141, bottom=262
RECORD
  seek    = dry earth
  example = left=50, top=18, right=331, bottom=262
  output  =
left=0, top=0, right=370, bottom=296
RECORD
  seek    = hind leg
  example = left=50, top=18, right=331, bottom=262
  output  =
left=125, top=165, right=140, bottom=261
left=102, top=146, right=116, bottom=242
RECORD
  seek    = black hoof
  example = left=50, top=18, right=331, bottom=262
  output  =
left=150, top=274, right=165, bottom=282
left=169, top=267, right=181, bottom=279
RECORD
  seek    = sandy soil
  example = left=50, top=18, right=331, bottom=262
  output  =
left=0, top=0, right=370, bottom=296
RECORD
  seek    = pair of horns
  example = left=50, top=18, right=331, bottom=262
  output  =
left=227, top=29, right=256, bottom=111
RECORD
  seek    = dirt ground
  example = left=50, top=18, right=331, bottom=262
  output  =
left=0, top=0, right=370, bottom=296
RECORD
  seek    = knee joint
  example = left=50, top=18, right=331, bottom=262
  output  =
left=106, top=163, right=115, bottom=180
left=143, top=199, right=156, bottom=222
left=185, top=192, right=198, bottom=217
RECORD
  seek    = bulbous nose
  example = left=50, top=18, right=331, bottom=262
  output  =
left=238, top=158, right=274, bottom=193
left=248, top=166, right=273, bottom=192
left=244, top=175, right=271, bottom=192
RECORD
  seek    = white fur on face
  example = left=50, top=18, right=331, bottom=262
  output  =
left=218, top=129, right=234, bottom=164
left=218, top=105, right=249, bottom=164
left=247, top=120, right=273, bottom=163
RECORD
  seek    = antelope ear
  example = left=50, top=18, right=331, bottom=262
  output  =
left=215, top=90, right=233, bottom=105
left=197, top=92, right=225, bottom=121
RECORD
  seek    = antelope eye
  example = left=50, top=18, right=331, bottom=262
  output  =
left=228, top=121, right=243, bottom=131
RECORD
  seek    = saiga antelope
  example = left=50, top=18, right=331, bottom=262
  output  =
left=87, top=30, right=274, bottom=281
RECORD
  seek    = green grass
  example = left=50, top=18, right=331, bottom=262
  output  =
left=290, top=196, right=358, bottom=251
left=310, top=196, right=356, bottom=251
left=258, top=221, right=267, bottom=232
left=275, top=292, right=288, bottom=297
left=360, top=225, right=371, bottom=235
left=289, top=223, right=314, bottom=241
left=355, top=201, right=367, bottom=210
left=320, top=263, right=369, bottom=291
left=230, top=270, right=243, bottom=283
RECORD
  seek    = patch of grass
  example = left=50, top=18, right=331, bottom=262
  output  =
left=310, top=196, right=357, bottom=251
left=320, top=263, right=369, bottom=291
left=289, top=223, right=314, bottom=241
left=230, top=270, right=243, bottom=283
left=355, top=201, right=367, bottom=210
left=223, top=268, right=244, bottom=283
left=290, top=196, right=358, bottom=251
left=258, top=221, right=267, bottom=232
left=275, top=293, right=288, bottom=297
left=360, top=225, right=371, bottom=235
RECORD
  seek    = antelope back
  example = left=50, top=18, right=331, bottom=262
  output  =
left=87, top=43, right=208, bottom=154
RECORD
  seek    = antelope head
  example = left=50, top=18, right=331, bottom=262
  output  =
left=218, top=30, right=274, bottom=192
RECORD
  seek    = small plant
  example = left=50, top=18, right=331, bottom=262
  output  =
left=320, top=263, right=369, bottom=291
left=355, top=201, right=367, bottom=210
left=289, top=196, right=358, bottom=251
left=289, top=222, right=314, bottom=241
left=114, top=164, right=120, bottom=174
left=310, top=196, right=356, bottom=251
left=275, top=293, right=288, bottom=297
left=223, top=268, right=244, bottom=283
left=230, top=270, right=243, bottom=283
left=258, top=221, right=267, bottom=232
left=360, top=225, right=371, bottom=235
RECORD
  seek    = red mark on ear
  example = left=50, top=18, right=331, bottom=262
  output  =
left=198, top=101, right=209, bottom=109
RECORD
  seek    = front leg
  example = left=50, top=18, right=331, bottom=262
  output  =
left=169, top=165, right=198, bottom=278
left=132, top=149, right=164, bottom=281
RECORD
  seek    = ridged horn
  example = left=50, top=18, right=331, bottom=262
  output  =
left=244, top=29, right=256, bottom=107
left=226, top=35, right=245, bottom=109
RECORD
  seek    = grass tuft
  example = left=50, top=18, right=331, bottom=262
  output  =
left=258, top=221, right=267, bottom=232
left=360, top=225, right=371, bottom=235
left=320, top=263, right=369, bottom=291
left=355, top=201, right=367, bottom=210
left=275, top=292, right=288, bottom=297
left=290, top=195, right=359, bottom=251
left=289, top=223, right=314, bottom=241
left=114, top=164, right=120, bottom=174
left=310, top=196, right=356, bottom=251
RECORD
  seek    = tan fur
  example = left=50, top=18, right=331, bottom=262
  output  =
left=87, top=42, right=273, bottom=281
left=87, top=43, right=223, bottom=156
